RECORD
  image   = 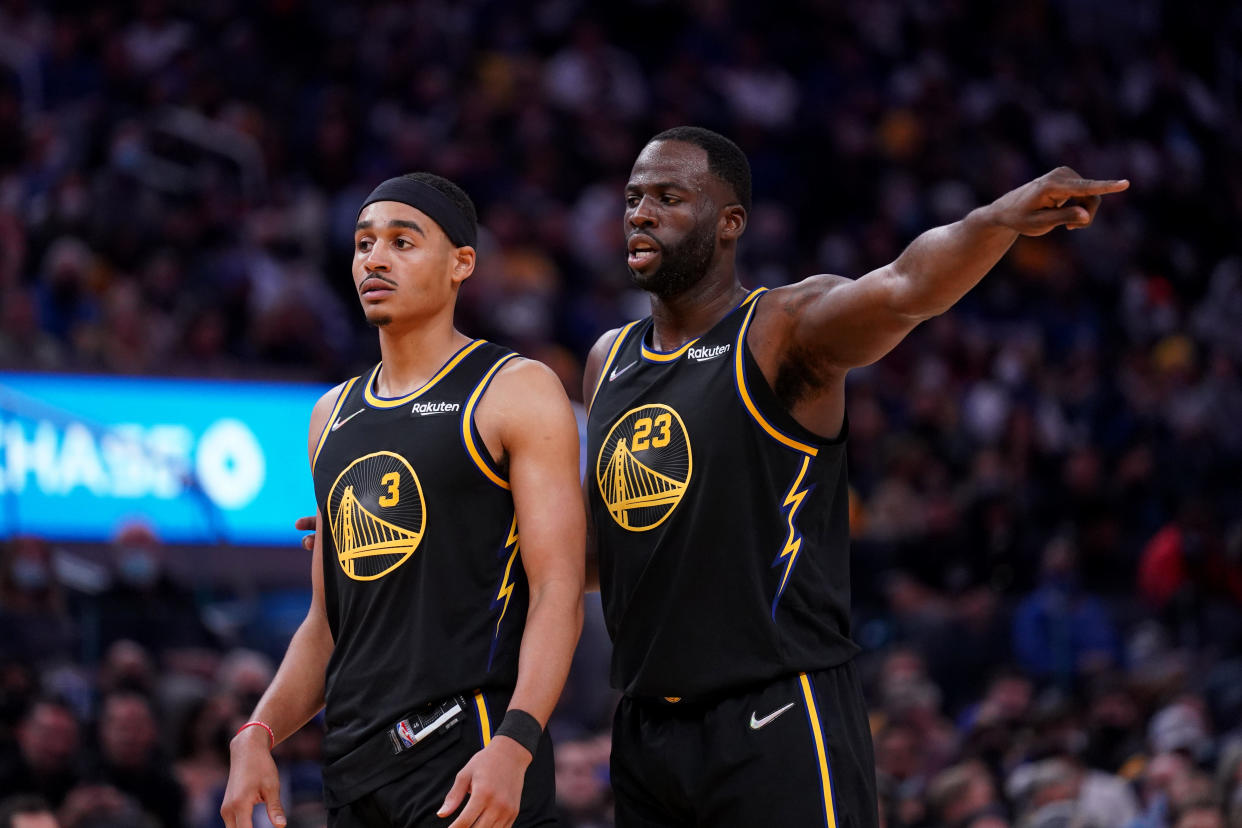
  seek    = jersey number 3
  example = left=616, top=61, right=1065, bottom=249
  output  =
left=379, top=471, right=400, bottom=507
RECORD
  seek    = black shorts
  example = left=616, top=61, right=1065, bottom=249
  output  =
left=327, top=692, right=558, bottom=828
left=611, top=663, right=878, bottom=828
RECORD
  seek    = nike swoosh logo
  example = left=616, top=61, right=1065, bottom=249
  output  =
left=331, top=408, right=365, bottom=431
left=610, top=360, right=637, bottom=382
left=749, top=702, right=796, bottom=730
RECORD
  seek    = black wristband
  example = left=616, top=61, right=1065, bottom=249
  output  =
left=494, top=709, right=542, bottom=757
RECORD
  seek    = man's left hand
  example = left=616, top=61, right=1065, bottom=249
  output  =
left=438, top=737, right=532, bottom=828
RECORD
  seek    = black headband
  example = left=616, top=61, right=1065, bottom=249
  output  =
left=358, top=177, right=477, bottom=248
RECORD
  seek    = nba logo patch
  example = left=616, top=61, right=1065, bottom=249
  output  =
left=396, top=719, right=417, bottom=748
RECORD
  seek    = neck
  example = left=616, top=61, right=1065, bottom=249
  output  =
left=373, top=312, right=470, bottom=397
left=648, top=271, right=748, bottom=350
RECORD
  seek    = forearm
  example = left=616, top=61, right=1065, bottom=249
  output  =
left=507, top=578, right=584, bottom=726
left=243, top=613, right=333, bottom=744
left=888, top=204, right=1018, bottom=318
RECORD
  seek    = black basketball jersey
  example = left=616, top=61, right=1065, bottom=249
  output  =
left=586, top=289, right=860, bottom=699
left=310, top=340, right=527, bottom=777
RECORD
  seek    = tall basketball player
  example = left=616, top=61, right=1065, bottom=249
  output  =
left=584, top=127, right=1128, bottom=827
left=221, top=174, right=584, bottom=828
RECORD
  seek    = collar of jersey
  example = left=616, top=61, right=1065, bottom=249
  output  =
left=363, top=339, right=487, bottom=408
left=639, top=287, right=768, bottom=363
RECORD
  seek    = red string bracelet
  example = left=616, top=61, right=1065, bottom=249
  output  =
left=235, top=720, right=275, bottom=749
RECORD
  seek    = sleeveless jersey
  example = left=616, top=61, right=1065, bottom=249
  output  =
left=586, top=289, right=859, bottom=699
left=310, top=340, right=526, bottom=778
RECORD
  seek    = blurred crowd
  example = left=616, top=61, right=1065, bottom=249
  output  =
left=2, top=0, right=1241, bottom=826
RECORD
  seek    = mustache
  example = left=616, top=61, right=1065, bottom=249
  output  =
left=360, top=274, right=398, bottom=289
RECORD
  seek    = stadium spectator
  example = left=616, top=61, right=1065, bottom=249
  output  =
left=0, top=698, right=81, bottom=809
left=84, top=692, right=183, bottom=828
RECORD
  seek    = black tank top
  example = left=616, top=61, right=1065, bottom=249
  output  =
left=586, top=289, right=859, bottom=699
left=311, top=340, right=526, bottom=771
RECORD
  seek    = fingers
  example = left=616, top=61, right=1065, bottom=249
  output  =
left=261, top=780, right=287, bottom=827
left=1054, top=178, right=1130, bottom=196
left=220, top=801, right=252, bottom=828
left=438, top=768, right=471, bottom=820
left=294, top=514, right=317, bottom=551
left=1044, top=167, right=1129, bottom=198
left=445, top=795, right=485, bottom=828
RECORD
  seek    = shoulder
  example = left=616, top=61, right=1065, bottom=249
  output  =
left=306, top=378, right=357, bottom=458
left=751, top=275, right=854, bottom=342
left=762, top=275, right=854, bottom=314
left=478, top=357, right=577, bottom=444
left=489, top=356, right=564, bottom=398
left=582, top=325, right=628, bottom=408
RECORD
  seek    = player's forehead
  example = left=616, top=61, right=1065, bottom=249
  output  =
left=626, top=140, right=712, bottom=192
left=355, top=200, right=444, bottom=240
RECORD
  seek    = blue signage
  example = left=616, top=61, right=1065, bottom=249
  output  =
left=0, top=373, right=327, bottom=544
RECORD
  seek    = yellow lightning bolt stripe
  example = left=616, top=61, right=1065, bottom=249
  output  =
left=773, top=455, right=813, bottom=616
left=494, top=515, right=520, bottom=635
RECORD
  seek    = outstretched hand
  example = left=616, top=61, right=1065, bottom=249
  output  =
left=987, top=167, right=1129, bottom=236
left=295, top=515, right=318, bottom=551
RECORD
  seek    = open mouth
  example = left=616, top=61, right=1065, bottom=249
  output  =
left=627, top=235, right=661, bottom=269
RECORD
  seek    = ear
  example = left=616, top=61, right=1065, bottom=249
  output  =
left=720, top=204, right=747, bottom=241
left=449, top=245, right=476, bottom=285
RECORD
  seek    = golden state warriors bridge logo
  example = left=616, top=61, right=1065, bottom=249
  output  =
left=596, top=404, right=692, bottom=531
left=327, top=451, right=426, bottom=580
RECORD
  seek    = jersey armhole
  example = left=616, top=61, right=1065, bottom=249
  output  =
left=311, top=376, right=359, bottom=473
left=733, top=295, right=848, bottom=457
left=461, top=353, right=521, bottom=490
left=588, top=319, right=642, bottom=410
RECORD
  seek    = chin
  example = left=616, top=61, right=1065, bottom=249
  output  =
left=365, top=313, right=393, bottom=328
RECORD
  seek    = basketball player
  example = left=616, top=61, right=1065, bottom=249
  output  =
left=221, top=173, right=585, bottom=828
left=584, top=127, right=1128, bottom=827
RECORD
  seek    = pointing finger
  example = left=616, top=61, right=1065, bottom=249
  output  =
left=1052, top=178, right=1130, bottom=197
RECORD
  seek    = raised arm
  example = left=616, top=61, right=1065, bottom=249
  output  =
left=762, top=167, right=1129, bottom=375
left=220, top=384, right=343, bottom=828
left=438, top=359, right=585, bottom=828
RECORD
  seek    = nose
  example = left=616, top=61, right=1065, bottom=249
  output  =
left=363, top=241, right=391, bottom=273
left=628, top=195, right=657, bottom=229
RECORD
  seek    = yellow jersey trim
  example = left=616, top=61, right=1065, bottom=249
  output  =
left=640, top=337, right=698, bottom=362
left=589, top=320, right=641, bottom=410
left=734, top=295, right=819, bottom=457
left=311, top=376, right=359, bottom=472
left=799, top=672, right=839, bottom=828
left=363, top=339, right=487, bottom=408
left=474, top=692, right=492, bottom=747
left=462, top=353, right=520, bottom=490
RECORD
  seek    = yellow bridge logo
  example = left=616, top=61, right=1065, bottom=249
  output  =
left=328, top=451, right=426, bottom=580
left=596, top=404, right=692, bottom=532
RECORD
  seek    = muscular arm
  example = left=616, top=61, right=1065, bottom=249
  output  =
left=762, top=167, right=1130, bottom=375
left=580, top=328, right=622, bottom=593
left=488, top=359, right=586, bottom=728
left=438, top=359, right=585, bottom=828
left=221, top=384, right=343, bottom=828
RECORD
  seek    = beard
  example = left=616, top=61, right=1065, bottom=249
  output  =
left=366, top=315, right=392, bottom=328
left=628, top=220, right=716, bottom=299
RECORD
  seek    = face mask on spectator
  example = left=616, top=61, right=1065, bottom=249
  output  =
left=118, top=548, right=159, bottom=587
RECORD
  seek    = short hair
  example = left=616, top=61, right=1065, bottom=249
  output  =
left=400, top=172, right=478, bottom=233
left=649, top=126, right=752, bottom=213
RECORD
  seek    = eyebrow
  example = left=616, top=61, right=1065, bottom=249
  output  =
left=354, top=219, right=427, bottom=235
left=628, top=180, right=683, bottom=189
